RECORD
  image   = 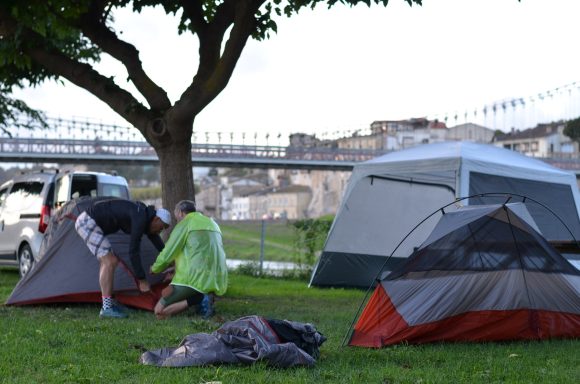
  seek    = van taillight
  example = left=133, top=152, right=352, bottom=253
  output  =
left=39, top=205, right=51, bottom=233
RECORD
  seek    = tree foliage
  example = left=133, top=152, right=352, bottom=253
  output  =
left=0, top=0, right=422, bottom=209
left=0, top=89, right=48, bottom=136
left=564, top=117, right=580, bottom=142
left=292, top=215, right=334, bottom=265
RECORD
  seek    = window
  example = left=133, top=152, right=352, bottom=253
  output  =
left=522, top=143, right=529, bottom=151
left=5, top=182, right=44, bottom=212
left=0, top=187, right=8, bottom=205
left=55, top=176, right=71, bottom=207
left=70, top=174, right=98, bottom=199
left=100, top=184, right=129, bottom=199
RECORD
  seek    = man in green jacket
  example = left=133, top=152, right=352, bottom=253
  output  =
left=151, top=200, right=228, bottom=319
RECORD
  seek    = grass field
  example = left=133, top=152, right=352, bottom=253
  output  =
left=219, top=220, right=310, bottom=263
left=1, top=267, right=579, bottom=383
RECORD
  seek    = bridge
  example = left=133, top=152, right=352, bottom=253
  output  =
left=0, top=115, right=382, bottom=170
left=0, top=135, right=378, bottom=170
left=2, top=126, right=580, bottom=174
left=2, top=80, right=580, bottom=172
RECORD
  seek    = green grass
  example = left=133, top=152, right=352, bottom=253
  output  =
left=219, top=220, right=304, bottom=262
left=1, top=267, right=579, bottom=383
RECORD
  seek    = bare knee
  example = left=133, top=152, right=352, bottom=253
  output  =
left=100, top=253, right=118, bottom=268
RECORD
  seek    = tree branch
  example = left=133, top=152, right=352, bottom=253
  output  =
left=33, top=47, right=154, bottom=130
left=77, top=2, right=172, bottom=112
left=29, top=50, right=150, bottom=131
left=0, top=5, right=157, bottom=134
left=179, top=0, right=207, bottom=36
left=173, top=0, right=262, bottom=120
left=214, top=0, right=263, bottom=87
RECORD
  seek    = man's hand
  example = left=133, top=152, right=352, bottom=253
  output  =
left=138, top=279, right=151, bottom=293
left=162, top=266, right=176, bottom=282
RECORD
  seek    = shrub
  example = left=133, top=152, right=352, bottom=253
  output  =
left=291, top=215, right=334, bottom=266
left=130, top=186, right=161, bottom=201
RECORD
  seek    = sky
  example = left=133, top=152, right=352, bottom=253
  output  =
left=12, top=0, right=580, bottom=144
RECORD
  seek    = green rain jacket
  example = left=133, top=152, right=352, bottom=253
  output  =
left=151, top=212, right=228, bottom=296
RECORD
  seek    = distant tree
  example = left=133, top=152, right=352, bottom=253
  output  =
left=564, top=117, right=580, bottom=142
left=207, top=167, right=219, bottom=177
left=86, top=164, right=160, bottom=186
left=0, top=0, right=422, bottom=211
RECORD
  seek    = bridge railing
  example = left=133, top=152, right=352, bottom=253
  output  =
left=0, top=137, right=147, bottom=156
left=4, top=136, right=580, bottom=172
left=0, top=136, right=385, bottom=163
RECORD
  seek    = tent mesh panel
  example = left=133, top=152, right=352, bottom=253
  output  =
left=387, top=209, right=580, bottom=280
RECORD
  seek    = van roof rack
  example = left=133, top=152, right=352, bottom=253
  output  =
left=20, top=168, right=60, bottom=175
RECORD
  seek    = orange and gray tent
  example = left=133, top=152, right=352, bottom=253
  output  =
left=6, top=197, right=166, bottom=310
left=348, top=203, right=580, bottom=347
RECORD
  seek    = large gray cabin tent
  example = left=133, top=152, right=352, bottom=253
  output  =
left=310, top=141, right=580, bottom=288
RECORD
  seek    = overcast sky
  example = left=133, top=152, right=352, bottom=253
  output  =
left=12, top=0, right=580, bottom=143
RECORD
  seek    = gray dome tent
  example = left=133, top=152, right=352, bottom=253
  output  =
left=6, top=197, right=166, bottom=309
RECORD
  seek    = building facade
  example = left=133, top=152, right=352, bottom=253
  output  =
left=447, top=123, right=496, bottom=143
left=195, top=118, right=580, bottom=221
left=493, top=122, right=577, bottom=157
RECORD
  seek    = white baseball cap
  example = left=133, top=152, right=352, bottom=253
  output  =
left=156, top=208, right=171, bottom=226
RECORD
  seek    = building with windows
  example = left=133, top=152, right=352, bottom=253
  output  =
left=265, top=185, right=312, bottom=220
left=493, top=122, right=577, bottom=157
left=355, top=118, right=448, bottom=151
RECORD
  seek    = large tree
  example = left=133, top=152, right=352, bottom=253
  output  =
left=0, top=0, right=422, bottom=212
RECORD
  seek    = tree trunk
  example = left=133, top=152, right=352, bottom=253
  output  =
left=156, top=135, right=194, bottom=223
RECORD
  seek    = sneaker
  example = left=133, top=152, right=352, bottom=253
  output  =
left=112, top=300, right=130, bottom=313
left=197, top=294, right=215, bottom=319
left=100, top=305, right=129, bottom=319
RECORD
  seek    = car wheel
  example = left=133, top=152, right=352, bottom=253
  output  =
left=19, top=243, right=34, bottom=277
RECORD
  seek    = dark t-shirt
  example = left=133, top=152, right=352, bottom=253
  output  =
left=86, top=199, right=164, bottom=279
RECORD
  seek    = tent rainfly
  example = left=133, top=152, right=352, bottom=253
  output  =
left=6, top=197, right=166, bottom=309
left=310, top=141, right=580, bottom=288
left=348, top=203, right=580, bottom=346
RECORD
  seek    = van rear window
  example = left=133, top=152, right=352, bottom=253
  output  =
left=5, top=182, right=44, bottom=212
left=100, top=183, right=129, bottom=199
left=11, top=182, right=43, bottom=196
